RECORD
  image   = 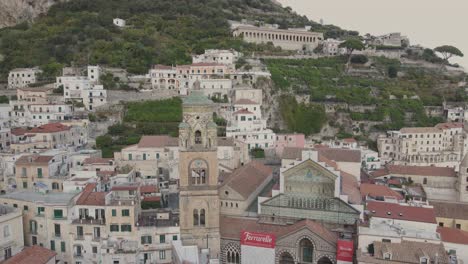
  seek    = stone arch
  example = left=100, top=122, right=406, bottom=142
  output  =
left=276, top=248, right=297, bottom=264
left=189, top=158, right=209, bottom=185
left=222, top=242, right=241, bottom=264
left=295, top=235, right=318, bottom=264
left=316, top=254, right=336, bottom=264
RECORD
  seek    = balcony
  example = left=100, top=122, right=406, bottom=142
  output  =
left=75, top=235, right=84, bottom=241
left=72, top=218, right=106, bottom=225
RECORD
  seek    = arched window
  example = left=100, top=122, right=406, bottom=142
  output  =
left=200, top=209, right=206, bottom=226
left=317, top=256, right=333, bottom=264
left=193, top=209, right=199, bottom=226
left=190, top=159, right=208, bottom=185
left=299, top=238, right=314, bottom=263
left=195, top=130, right=202, bottom=144
left=279, top=252, right=295, bottom=264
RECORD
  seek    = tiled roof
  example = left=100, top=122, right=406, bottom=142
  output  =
left=83, top=157, right=113, bottom=165
left=137, top=135, right=178, bottom=148
left=140, top=185, right=158, bottom=193
left=370, top=165, right=456, bottom=178
left=218, top=137, right=234, bottom=147
left=360, top=183, right=404, bottom=200
left=435, top=122, right=463, bottom=130
left=361, top=241, right=449, bottom=264
left=3, top=245, right=56, bottom=264
left=233, top=109, right=254, bottom=115
left=15, top=155, right=54, bottom=165
left=76, top=183, right=106, bottom=206
left=400, top=127, right=441, bottom=133
left=438, top=227, right=468, bottom=245
left=143, top=196, right=161, bottom=202
left=341, top=171, right=361, bottom=204
left=220, top=216, right=337, bottom=244
left=367, top=201, right=437, bottom=223
left=234, top=99, right=258, bottom=105
left=11, top=127, right=28, bottom=136
left=281, top=147, right=308, bottom=160
left=431, top=201, right=468, bottom=220
left=317, top=148, right=361, bottom=163
left=221, top=161, right=272, bottom=199
left=29, top=123, right=71, bottom=133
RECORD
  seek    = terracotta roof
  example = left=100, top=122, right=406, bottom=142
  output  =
left=3, top=245, right=56, bottom=264
left=15, top=155, right=54, bottom=165
left=436, top=122, right=463, bottom=130
left=220, top=216, right=337, bottom=245
left=341, top=171, right=362, bottom=204
left=234, top=99, right=258, bottom=105
left=343, top=138, right=357, bottom=143
left=370, top=165, right=456, bottom=178
left=431, top=201, right=468, bottom=220
left=76, top=183, right=106, bottom=206
left=360, top=183, right=404, bottom=200
left=140, top=185, right=158, bottom=194
left=360, top=241, right=448, bottom=264
left=233, top=109, right=254, bottom=115
left=400, top=127, right=441, bottom=133
left=83, top=157, right=113, bottom=165
left=282, top=147, right=309, bottom=160
left=143, top=196, right=161, bottom=202
left=29, top=123, right=71, bottom=133
left=218, top=137, right=234, bottom=147
left=317, top=148, right=361, bottom=163
left=153, top=64, right=174, bottom=70
left=137, top=135, right=178, bottom=148
left=111, top=185, right=139, bottom=191
left=367, top=201, right=437, bottom=223
left=221, top=161, right=272, bottom=199
left=11, top=127, right=28, bottom=136
left=438, top=227, right=468, bottom=244
left=190, top=62, right=223, bottom=67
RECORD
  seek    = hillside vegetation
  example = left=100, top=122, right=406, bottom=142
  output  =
left=0, top=0, right=355, bottom=80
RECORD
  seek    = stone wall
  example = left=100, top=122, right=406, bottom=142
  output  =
left=106, top=90, right=178, bottom=105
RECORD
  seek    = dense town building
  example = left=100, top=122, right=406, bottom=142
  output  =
left=8, top=68, right=42, bottom=89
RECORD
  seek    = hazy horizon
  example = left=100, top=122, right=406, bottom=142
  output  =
left=278, top=0, right=468, bottom=69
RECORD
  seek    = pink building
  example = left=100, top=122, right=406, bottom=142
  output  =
left=275, top=133, right=305, bottom=157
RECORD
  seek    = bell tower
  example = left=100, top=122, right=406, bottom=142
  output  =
left=178, top=91, right=220, bottom=259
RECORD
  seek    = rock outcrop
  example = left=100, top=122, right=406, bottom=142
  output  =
left=0, top=0, right=66, bottom=28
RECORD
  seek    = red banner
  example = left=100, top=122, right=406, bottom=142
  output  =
left=240, top=231, right=276, bottom=248
left=336, top=240, right=354, bottom=262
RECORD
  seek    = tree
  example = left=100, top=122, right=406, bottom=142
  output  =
left=339, top=38, right=365, bottom=71
left=434, top=45, right=464, bottom=63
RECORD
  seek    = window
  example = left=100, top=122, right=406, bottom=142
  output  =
left=94, top=227, right=101, bottom=239
left=21, top=167, right=27, bottom=177
left=3, top=225, right=10, bottom=238
left=159, top=250, right=166, bottom=260
left=54, top=209, right=63, bottom=219
left=439, top=222, right=444, bottom=227
left=193, top=209, right=199, bottom=226
left=112, top=209, right=116, bottom=216
left=128, top=154, right=132, bottom=160
left=92, top=246, right=98, bottom=254
left=30, top=220, right=38, bottom=234
left=52, top=182, right=59, bottom=190
left=190, top=159, right=207, bottom=185
left=37, top=168, right=43, bottom=178
left=32, top=236, right=37, bottom=245
left=420, top=257, right=428, bottom=264
left=384, top=253, right=392, bottom=260
left=22, top=182, right=27, bottom=189
left=121, top=209, right=130, bottom=217
left=77, top=226, right=84, bottom=237
left=110, top=225, right=119, bottom=232
left=4, top=247, right=11, bottom=260
left=141, top=235, right=152, bottom=244
left=37, top=207, right=45, bottom=216
left=143, top=153, right=147, bottom=160
left=121, top=224, right=131, bottom=232
left=299, top=238, right=313, bottom=263
left=200, top=209, right=205, bottom=226
left=24, top=205, right=28, bottom=211
left=456, top=224, right=461, bottom=229
left=50, top=240, right=55, bottom=251
left=61, top=241, right=66, bottom=252
left=195, top=130, right=202, bottom=144
left=160, top=235, right=166, bottom=243
left=172, top=235, right=178, bottom=241
left=54, top=224, right=61, bottom=237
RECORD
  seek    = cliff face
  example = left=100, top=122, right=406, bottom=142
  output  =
left=0, top=0, right=65, bottom=28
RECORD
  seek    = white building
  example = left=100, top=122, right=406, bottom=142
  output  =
left=8, top=68, right=42, bottom=89
left=192, top=49, right=241, bottom=68
left=361, top=148, right=381, bottom=171
left=377, top=123, right=467, bottom=170
left=0, top=205, right=24, bottom=261
left=113, top=18, right=126, bottom=27
left=321, top=38, right=346, bottom=56
left=0, top=104, right=11, bottom=151
left=367, top=32, right=410, bottom=47
left=57, top=66, right=107, bottom=111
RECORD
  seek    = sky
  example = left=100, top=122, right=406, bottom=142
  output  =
left=278, top=0, right=468, bottom=69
